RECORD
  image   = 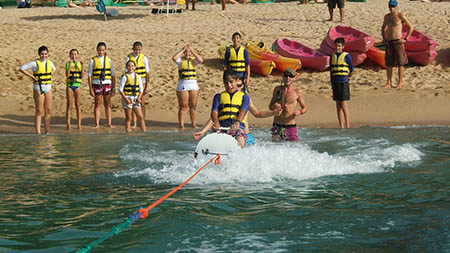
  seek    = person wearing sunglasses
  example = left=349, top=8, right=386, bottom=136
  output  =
left=268, top=68, right=307, bottom=142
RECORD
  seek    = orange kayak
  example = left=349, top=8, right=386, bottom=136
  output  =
left=249, top=59, right=276, bottom=77
left=366, top=47, right=386, bottom=69
left=246, top=42, right=301, bottom=72
left=218, top=45, right=275, bottom=76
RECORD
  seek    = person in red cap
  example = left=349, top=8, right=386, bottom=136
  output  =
left=268, top=68, right=307, bottom=141
left=381, top=0, right=414, bottom=89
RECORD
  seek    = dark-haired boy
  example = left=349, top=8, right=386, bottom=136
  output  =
left=330, top=38, right=353, bottom=128
left=224, top=32, right=250, bottom=93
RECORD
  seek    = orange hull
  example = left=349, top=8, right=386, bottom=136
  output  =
left=366, top=47, right=386, bottom=69
left=218, top=46, right=275, bottom=76
left=247, top=42, right=301, bottom=72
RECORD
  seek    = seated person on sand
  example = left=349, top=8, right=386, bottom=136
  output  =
left=68, top=0, right=95, bottom=7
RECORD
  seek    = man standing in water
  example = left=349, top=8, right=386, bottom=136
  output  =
left=268, top=68, right=307, bottom=141
left=381, top=0, right=413, bottom=89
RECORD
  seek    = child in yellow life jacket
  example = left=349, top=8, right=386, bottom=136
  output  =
left=88, top=42, right=116, bottom=128
left=330, top=37, right=353, bottom=128
left=119, top=60, right=146, bottom=133
left=125, top=41, right=150, bottom=129
left=172, top=45, right=204, bottom=131
left=19, top=45, right=56, bottom=134
left=65, top=49, right=83, bottom=130
left=224, top=32, right=250, bottom=92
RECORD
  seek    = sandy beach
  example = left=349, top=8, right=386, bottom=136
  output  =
left=0, top=0, right=449, bottom=134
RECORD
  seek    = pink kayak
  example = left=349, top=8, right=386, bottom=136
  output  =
left=273, top=38, right=330, bottom=71
left=325, top=25, right=375, bottom=53
left=319, top=39, right=367, bottom=67
left=406, top=50, right=437, bottom=66
left=402, top=25, right=437, bottom=52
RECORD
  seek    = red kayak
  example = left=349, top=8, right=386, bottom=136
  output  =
left=402, top=25, right=437, bottom=52
left=325, top=25, right=375, bottom=53
left=319, top=39, right=367, bottom=67
left=273, top=38, right=330, bottom=71
left=406, top=50, right=437, bottom=66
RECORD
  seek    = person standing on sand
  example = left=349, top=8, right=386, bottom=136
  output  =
left=268, top=68, right=307, bottom=142
left=119, top=60, right=146, bottom=133
left=65, top=49, right=83, bottom=130
left=224, top=32, right=250, bottom=92
left=19, top=45, right=56, bottom=134
left=327, top=0, right=345, bottom=22
left=88, top=42, right=116, bottom=128
left=172, top=45, right=203, bottom=131
left=381, top=0, right=413, bottom=89
left=330, top=38, right=353, bottom=129
left=125, top=41, right=150, bottom=129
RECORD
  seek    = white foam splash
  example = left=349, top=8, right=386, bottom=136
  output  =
left=115, top=139, right=423, bottom=185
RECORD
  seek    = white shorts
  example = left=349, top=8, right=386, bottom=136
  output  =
left=33, top=84, right=52, bottom=94
left=122, top=96, right=141, bottom=109
left=176, top=79, right=199, bottom=91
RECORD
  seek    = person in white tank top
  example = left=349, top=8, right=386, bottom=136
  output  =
left=19, top=45, right=56, bottom=134
left=172, top=45, right=203, bottom=130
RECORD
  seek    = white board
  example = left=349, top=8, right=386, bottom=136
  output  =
left=194, top=133, right=239, bottom=158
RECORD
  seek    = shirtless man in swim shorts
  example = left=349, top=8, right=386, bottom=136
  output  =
left=268, top=68, right=307, bottom=141
left=381, top=0, right=413, bottom=89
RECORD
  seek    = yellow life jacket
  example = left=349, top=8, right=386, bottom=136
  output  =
left=218, top=91, right=245, bottom=121
left=92, top=55, right=112, bottom=80
left=33, top=59, right=52, bottom=84
left=228, top=47, right=246, bottom=73
left=331, top=52, right=349, bottom=76
left=178, top=57, right=196, bottom=80
left=66, top=61, right=82, bottom=84
left=123, top=73, right=141, bottom=96
left=128, top=53, right=147, bottom=77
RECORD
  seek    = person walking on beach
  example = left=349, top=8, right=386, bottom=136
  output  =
left=19, top=45, right=56, bottom=134
left=65, top=49, right=83, bottom=130
left=330, top=38, right=353, bottom=128
left=172, top=45, right=203, bottom=131
left=381, top=0, right=413, bottom=89
left=88, top=42, right=116, bottom=128
left=119, top=60, right=146, bottom=133
left=125, top=42, right=150, bottom=129
left=224, top=32, right=250, bottom=93
left=211, top=69, right=250, bottom=148
left=327, top=0, right=345, bottom=22
left=268, top=68, right=307, bottom=141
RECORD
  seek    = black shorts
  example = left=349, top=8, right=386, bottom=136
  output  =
left=328, top=0, right=344, bottom=9
left=332, top=82, right=350, bottom=101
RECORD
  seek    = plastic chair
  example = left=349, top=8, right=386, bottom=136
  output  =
left=157, top=0, right=184, bottom=17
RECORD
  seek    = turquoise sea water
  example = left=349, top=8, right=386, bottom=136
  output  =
left=0, top=126, right=449, bottom=252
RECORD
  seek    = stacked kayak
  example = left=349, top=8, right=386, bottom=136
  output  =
left=403, top=25, right=437, bottom=52
left=246, top=42, right=301, bottom=72
left=402, top=25, right=438, bottom=66
left=320, top=25, right=373, bottom=67
left=273, top=38, right=330, bottom=71
left=325, top=25, right=375, bottom=53
left=366, top=47, right=386, bottom=68
left=319, top=40, right=367, bottom=67
left=218, top=45, right=275, bottom=77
